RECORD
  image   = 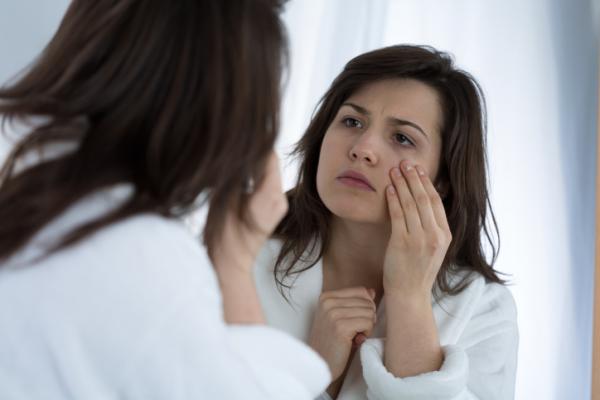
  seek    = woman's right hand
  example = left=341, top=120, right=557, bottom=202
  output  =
left=211, top=150, right=288, bottom=324
left=308, top=287, right=377, bottom=381
left=212, top=150, right=288, bottom=273
left=242, top=149, right=289, bottom=256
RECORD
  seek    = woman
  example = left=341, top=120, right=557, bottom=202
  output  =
left=0, top=1, right=329, bottom=399
left=253, top=45, right=518, bottom=399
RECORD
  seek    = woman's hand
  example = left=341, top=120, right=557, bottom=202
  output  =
left=212, top=150, right=288, bottom=272
left=238, top=149, right=289, bottom=260
left=381, top=160, right=447, bottom=377
left=383, top=160, right=452, bottom=301
left=210, top=150, right=287, bottom=324
left=308, top=287, right=377, bottom=381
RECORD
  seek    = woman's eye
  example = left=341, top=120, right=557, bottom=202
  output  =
left=394, top=133, right=415, bottom=146
left=342, top=117, right=363, bottom=128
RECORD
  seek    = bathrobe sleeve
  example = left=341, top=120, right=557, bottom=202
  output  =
left=115, top=221, right=331, bottom=400
left=359, top=281, right=518, bottom=400
left=119, top=291, right=330, bottom=400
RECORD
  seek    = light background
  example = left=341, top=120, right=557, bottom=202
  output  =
left=0, top=1, right=598, bottom=398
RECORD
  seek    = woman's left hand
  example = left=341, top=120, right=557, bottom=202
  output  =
left=383, top=160, right=452, bottom=300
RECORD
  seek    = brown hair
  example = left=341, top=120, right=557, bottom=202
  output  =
left=273, top=45, right=507, bottom=299
left=0, top=0, right=288, bottom=263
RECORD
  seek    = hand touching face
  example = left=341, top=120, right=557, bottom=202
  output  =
left=383, top=160, right=452, bottom=298
left=212, top=150, right=288, bottom=271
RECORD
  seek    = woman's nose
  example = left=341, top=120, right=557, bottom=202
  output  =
left=349, top=133, right=379, bottom=165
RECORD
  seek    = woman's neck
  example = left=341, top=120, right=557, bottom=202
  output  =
left=322, top=217, right=389, bottom=296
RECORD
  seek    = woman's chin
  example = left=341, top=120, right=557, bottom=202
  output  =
left=326, top=200, right=383, bottom=225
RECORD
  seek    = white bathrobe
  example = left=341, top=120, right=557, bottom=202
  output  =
left=253, top=239, right=519, bottom=400
left=0, top=185, right=330, bottom=399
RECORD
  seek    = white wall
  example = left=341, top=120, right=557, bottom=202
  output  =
left=0, top=0, right=70, bottom=161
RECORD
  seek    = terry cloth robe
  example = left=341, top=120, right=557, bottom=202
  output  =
left=0, top=185, right=330, bottom=400
left=253, top=239, right=519, bottom=400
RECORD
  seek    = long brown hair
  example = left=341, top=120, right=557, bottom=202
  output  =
left=0, top=0, right=288, bottom=263
left=274, top=45, right=507, bottom=299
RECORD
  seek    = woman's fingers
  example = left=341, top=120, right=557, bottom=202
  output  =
left=325, top=306, right=377, bottom=322
left=247, top=149, right=288, bottom=236
left=336, top=317, right=375, bottom=340
left=390, top=166, right=421, bottom=233
left=320, top=298, right=377, bottom=312
left=417, top=165, right=451, bottom=233
left=317, top=288, right=378, bottom=335
left=400, top=161, right=438, bottom=231
left=320, top=286, right=375, bottom=302
left=309, top=287, right=379, bottom=381
left=388, top=160, right=448, bottom=234
left=386, top=181, right=407, bottom=234
left=353, top=333, right=367, bottom=348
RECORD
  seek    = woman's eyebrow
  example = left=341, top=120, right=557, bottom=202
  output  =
left=387, top=116, right=430, bottom=142
left=342, top=101, right=430, bottom=142
left=342, top=102, right=371, bottom=116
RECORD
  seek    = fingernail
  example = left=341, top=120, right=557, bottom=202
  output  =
left=352, top=334, right=363, bottom=347
left=392, top=167, right=401, bottom=177
left=416, top=166, right=425, bottom=176
left=403, top=162, right=413, bottom=171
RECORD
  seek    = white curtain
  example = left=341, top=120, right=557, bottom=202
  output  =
left=0, top=1, right=597, bottom=398
left=279, top=1, right=599, bottom=399
left=0, top=0, right=71, bottom=162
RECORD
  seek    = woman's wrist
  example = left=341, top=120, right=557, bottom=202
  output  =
left=211, top=247, right=266, bottom=324
left=211, top=237, right=261, bottom=275
left=384, top=287, right=431, bottom=308
left=213, top=252, right=255, bottom=275
left=384, top=290, right=442, bottom=377
left=216, top=265, right=266, bottom=324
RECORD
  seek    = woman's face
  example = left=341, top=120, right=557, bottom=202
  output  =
left=316, top=78, right=443, bottom=225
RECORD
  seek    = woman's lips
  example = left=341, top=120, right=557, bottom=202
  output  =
left=336, top=170, right=376, bottom=192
